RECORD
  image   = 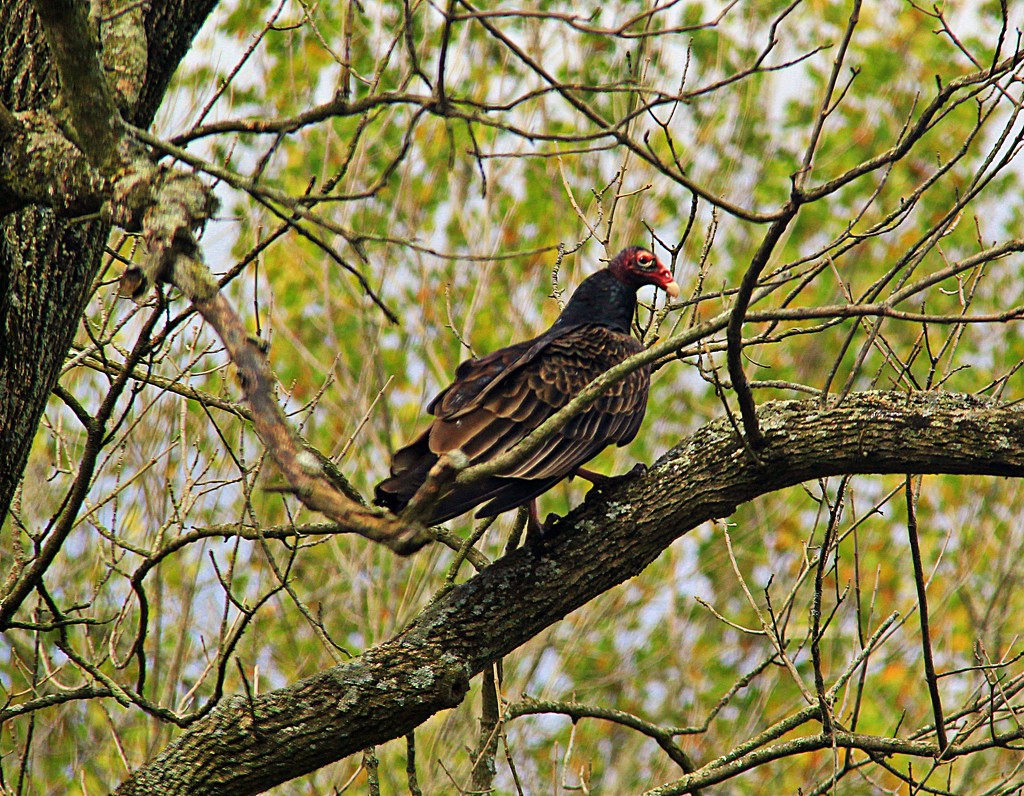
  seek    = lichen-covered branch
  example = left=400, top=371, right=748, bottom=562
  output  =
left=32, top=0, right=122, bottom=170
left=0, top=9, right=430, bottom=554
left=115, top=392, right=1024, bottom=795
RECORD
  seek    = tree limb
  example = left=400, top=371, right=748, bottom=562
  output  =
left=32, top=0, right=122, bottom=171
left=114, top=391, right=1024, bottom=795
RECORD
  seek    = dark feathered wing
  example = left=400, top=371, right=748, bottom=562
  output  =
left=374, top=323, right=650, bottom=524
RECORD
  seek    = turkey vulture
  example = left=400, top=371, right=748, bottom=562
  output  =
left=374, top=246, right=679, bottom=527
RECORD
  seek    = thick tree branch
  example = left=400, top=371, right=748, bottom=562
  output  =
left=725, top=214, right=795, bottom=450
left=115, top=391, right=1024, bottom=795
left=188, top=287, right=430, bottom=553
left=0, top=99, right=429, bottom=554
left=0, top=110, right=113, bottom=215
left=0, top=0, right=217, bottom=543
left=0, top=82, right=423, bottom=555
left=32, top=0, right=122, bottom=171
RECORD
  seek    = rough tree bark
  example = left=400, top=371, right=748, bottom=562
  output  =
left=113, top=392, right=1024, bottom=795
left=0, top=0, right=218, bottom=526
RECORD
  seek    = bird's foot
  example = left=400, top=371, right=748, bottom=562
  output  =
left=524, top=511, right=565, bottom=550
left=524, top=500, right=545, bottom=545
left=572, top=466, right=611, bottom=485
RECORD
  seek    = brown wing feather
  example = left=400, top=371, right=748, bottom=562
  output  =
left=375, top=324, right=651, bottom=522
left=428, top=335, right=545, bottom=418
left=375, top=331, right=557, bottom=513
left=431, top=326, right=648, bottom=478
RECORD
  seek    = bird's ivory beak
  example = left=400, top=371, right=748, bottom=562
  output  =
left=663, top=279, right=681, bottom=299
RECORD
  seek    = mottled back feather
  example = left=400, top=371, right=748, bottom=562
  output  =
left=373, top=261, right=666, bottom=524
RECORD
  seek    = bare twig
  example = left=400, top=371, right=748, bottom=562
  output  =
left=905, top=475, right=948, bottom=753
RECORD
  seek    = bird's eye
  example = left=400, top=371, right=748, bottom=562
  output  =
left=636, top=253, right=656, bottom=271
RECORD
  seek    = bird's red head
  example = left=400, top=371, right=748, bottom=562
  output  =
left=609, top=246, right=680, bottom=298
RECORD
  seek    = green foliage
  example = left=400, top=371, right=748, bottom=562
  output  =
left=7, top=1, right=1024, bottom=793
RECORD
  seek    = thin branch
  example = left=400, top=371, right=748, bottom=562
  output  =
left=0, top=305, right=163, bottom=630
left=906, top=475, right=948, bottom=753
left=725, top=214, right=797, bottom=450
left=507, top=697, right=699, bottom=776
left=470, top=666, right=501, bottom=792
left=794, top=0, right=861, bottom=192
left=812, top=477, right=850, bottom=736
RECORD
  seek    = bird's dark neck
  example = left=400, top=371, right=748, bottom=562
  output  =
left=551, top=269, right=636, bottom=334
